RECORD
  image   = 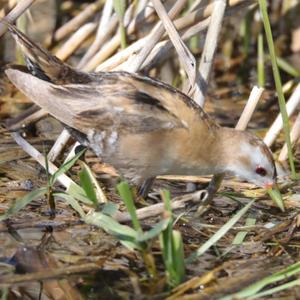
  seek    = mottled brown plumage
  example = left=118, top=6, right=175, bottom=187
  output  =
left=4, top=23, right=276, bottom=189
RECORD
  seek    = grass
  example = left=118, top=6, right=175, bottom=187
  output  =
left=160, top=190, right=185, bottom=287
left=186, top=199, right=255, bottom=263
left=220, top=261, right=300, bottom=300
left=113, top=0, right=127, bottom=49
left=258, top=0, right=297, bottom=180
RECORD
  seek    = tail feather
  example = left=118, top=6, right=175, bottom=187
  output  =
left=2, top=20, right=90, bottom=84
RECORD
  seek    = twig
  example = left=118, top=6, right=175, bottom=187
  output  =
left=0, top=0, right=35, bottom=37
left=263, top=82, right=300, bottom=147
left=193, top=0, right=227, bottom=107
left=278, top=112, right=300, bottom=162
left=114, top=190, right=208, bottom=222
left=53, top=0, right=103, bottom=42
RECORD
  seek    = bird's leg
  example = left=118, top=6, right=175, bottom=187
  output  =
left=127, top=178, right=156, bottom=207
left=196, top=173, right=224, bottom=216
left=138, top=177, right=156, bottom=198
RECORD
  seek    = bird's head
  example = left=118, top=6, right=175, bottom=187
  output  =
left=222, top=129, right=276, bottom=189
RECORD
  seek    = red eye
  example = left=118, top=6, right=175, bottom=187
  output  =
left=255, top=166, right=267, bottom=176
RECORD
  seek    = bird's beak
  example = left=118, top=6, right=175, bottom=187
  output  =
left=264, top=181, right=276, bottom=190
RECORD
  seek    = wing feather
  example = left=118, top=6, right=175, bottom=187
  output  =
left=5, top=68, right=185, bottom=135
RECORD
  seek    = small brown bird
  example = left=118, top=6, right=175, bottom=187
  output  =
left=4, top=23, right=276, bottom=192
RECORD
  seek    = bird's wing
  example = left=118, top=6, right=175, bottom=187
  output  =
left=5, top=68, right=187, bottom=135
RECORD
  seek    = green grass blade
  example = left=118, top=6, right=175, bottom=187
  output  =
left=80, top=161, right=107, bottom=203
left=113, top=0, right=126, bottom=19
left=248, top=278, right=300, bottom=299
left=79, top=165, right=98, bottom=207
left=220, top=261, right=300, bottom=300
left=160, top=190, right=174, bottom=273
left=50, top=148, right=86, bottom=186
left=113, top=0, right=127, bottom=48
left=138, top=219, right=170, bottom=242
left=160, top=190, right=185, bottom=287
left=186, top=200, right=255, bottom=263
left=232, top=216, right=256, bottom=245
left=1, top=287, right=8, bottom=300
left=54, top=192, right=86, bottom=218
left=257, top=33, right=265, bottom=87
left=85, top=211, right=140, bottom=250
left=172, top=230, right=185, bottom=285
left=275, top=56, right=300, bottom=77
left=101, top=202, right=119, bottom=217
left=258, top=0, right=297, bottom=178
left=267, top=187, right=285, bottom=212
left=0, top=187, right=47, bottom=221
left=117, top=182, right=142, bottom=233
left=67, top=183, right=94, bottom=205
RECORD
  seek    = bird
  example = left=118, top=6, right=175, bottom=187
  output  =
left=3, top=22, right=276, bottom=195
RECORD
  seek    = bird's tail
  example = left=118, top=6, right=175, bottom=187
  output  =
left=2, top=20, right=84, bottom=84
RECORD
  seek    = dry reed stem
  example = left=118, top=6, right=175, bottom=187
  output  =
left=49, top=129, right=72, bottom=162
left=97, top=16, right=211, bottom=72
left=115, top=190, right=208, bottom=222
left=189, top=0, right=205, bottom=11
left=63, top=141, right=81, bottom=164
left=237, top=86, right=265, bottom=131
left=84, top=3, right=156, bottom=71
left=77, top=0, right=116, bottom=68
left=127, top=0, right=188, bottom=73
left=92, top=0, right=253, bottom=72
left=0, top=263, right=102, bottom=286
left=193, top=0, right=227, bottom=107
left=152, top=0, right=197, bottom=91
left=236, top=86, right=264, bottom=129
left=55, top=22, right=97, bottom=61
left=137, top=0, right=251, bottom=71
left=264, top=82, right=300, bottom=147
left=6, top=105, right=45, bottom=130
left=140, top=17, right=211, bottom=71
left=278, top=112, right=300, bottom=162
left=47, top=129, right=73, bottom=162
left=11, top=132, right=76, bottom=189
left=53, top=0, right=104, bottom=42
left=96, top=37, right=149, bottom=71
left=0, top=0, right=35, bottom=37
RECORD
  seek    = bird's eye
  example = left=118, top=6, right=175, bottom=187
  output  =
left=255, top=166, right=267, bottom=176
